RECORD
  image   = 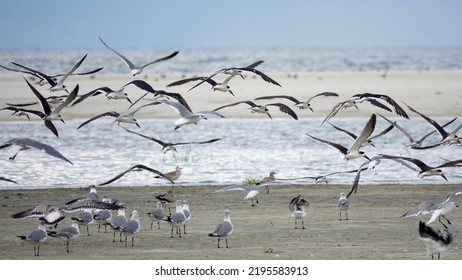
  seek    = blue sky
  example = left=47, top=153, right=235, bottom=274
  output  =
left=1, top=0, right=461, bottom=49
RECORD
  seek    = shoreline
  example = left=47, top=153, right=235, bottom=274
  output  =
left=1, top=183, right=461, bottom=260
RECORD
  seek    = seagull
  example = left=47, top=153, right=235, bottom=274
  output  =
left=99, top=37, right=178, bottom=76
left=328, top=121, right=394, bottom=148
left=337, top=192, right=350, bottom=220
left=182, top=200, right=191, bottom=234
left=93, top=209, right=112, bottom=233
left=147, top=201, right=164, bottom=229
left=209, top=209, right=233, bottom=248
left=213, top=100, right=298, bottom=120
left=378, top=114, right=457, bottom=149
left=47, top=221, right=80, bottom=253
left=71, top=209, right=93, bottom=236
left=164, top=200, right=187, bottom=238
left=17, top=220, right=47, bottom=256
left=64, top=185, right=99, bottom=205
left=12, top=54, right=88, bottom=92
left=11, top=199, right=124, bottom=227
left=212, top=184, right=264, bottom=206
left=406, top=104, right=462, bottom=145
left=109, top=205, right=127, bottom=242
left=418, top=221, right=453, bottom=260
left=0, top=137, right=73, bottom=164
left=402, top=186, right=462, bottom=228
left=23, top=78, right=79, bottom=137
left=307, top=114, right=376, bottom=161
left=97, top=164, right=174, bottom=186
left=116, top=210, right=141, bottom=246
left=139, top=100, right=225, bottom=130
left=379, top=154, right=462, bottom=181
left=321, top=93, right=408, bottom=126
left=289, top=195, right=309, bottom=229
left=76, top=107, right=144, bottom=130
left=120, top=126, right=221, bottom=154
left=254, top=92, right=339, bottom=111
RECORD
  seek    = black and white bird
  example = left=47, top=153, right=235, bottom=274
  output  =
left=213, top=100, right=298, bottom=120
left=165, top=200, right=187, bottom=238
left=406, top=104, right=462, bottom=145
left=418, top=221, right=453, bottom=260
left=328, top=120, right=394, bottom=148
left=23, top=78, right=79, bottom=137
left=379, top=154, right=462, bottom=181
left=76, top=107, right=144, bottom=130
left=378, top=114, right=457, bottom=149
left=11, top=54, right=88, bottom=92
left=109, top=206, right=127, bottom=242
left=99, top=37, right=178, bottom=76
left=307, top=114, right=377, bottom=161
left=17, top=220, right=47, bottom=256
left=209, top=209, right=233, bottom=248
left=116, top=210, right=141, bottom=246
left=321, top=93, right=409, bottom=126
left=147, top=201, right=165, bottom=229
left=289, top=195, right=309, bottom=229
left=71, top=86, right=133, bottom=106
left=255, top=92, right=339, bottom=112
left=0, top=176, right=17, bottom=184
left=47, top=221, right=80, bottom=253
left=120, top=126, right=221, bottom=154
left=167, top=75, right=238, bottom=96
left=97, top=164, right=174, bottom=186
left=0, top=137, right=73, bottom=164
left=212, top=184, right=264, bottom=207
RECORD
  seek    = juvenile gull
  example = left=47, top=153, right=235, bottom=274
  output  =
left=418, top=221, right=453, bottom=260
left=47, top=221, right=80, bottom=253
left=17, top=220, right=47, bottom=256
left=209, top=209, right=233, bottom=248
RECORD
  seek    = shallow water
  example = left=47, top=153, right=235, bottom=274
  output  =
left=1, top=116, right=461, bottom=190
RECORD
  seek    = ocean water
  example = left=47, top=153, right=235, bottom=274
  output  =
left=0, top=47, right=461, bottom=190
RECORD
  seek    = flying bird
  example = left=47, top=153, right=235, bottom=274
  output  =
left=76, top=108, right=144, bottom=130
left=99, top=37, right=178, bottom=76
left=213, top=100, right=298, bottom=120
left=97, top=164, right=174, bottom=186
left=0, top=137, right=73, bottom=164
left=328, top=120, right=394, bottom=148
left=255, top=92, right=339, bottom=111
left=418, top=221, right=453, bottom=260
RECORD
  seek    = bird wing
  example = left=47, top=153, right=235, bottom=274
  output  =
left=212, top=185, right=248, bottom=193
left=349, top=114, right=376, bottom=152
left=436, top=159, right=462, bottom=169
left=76, top=111, right=120, bottom=130
left=402, top=201, right=438, bottom=217
left=14, top=138, right=72, bottom=165
left=120, top=126, right=167, bottom=147
left=406, top=103, right=448, bottom=138
left=140, top=51, right=179, bottom=69
left=378, top=113, right=415, bottom=143
left=236, top=68, right=281, bottom=86
left=306, top=133, right=348, bottom=155
left=307, top=92, right=339, bottom=102
left=71, top=86, right=112, bottom=106
left=11, top=61, right=56, bottom=87
left=56, top=54, right=87, bottom=85
left=266, top=103, right=298, bottom=120
left=254, top=95, right=300, bottom=104
left=153, top=90, right=192, bottom=112
left=166, top=76, right=209, bottom=87
left=379, top=154, right=428, bottom=171
left=213, top=100, right=258, bottom=112
left=99, top=37, right=137, bottom=70
left=52, top=84, right=79, bottom=113
left=328, top=122, right=357, bottom=140
left=368, top=124, right=394, bottom=141
left=23, top=77, right=52, bottom=115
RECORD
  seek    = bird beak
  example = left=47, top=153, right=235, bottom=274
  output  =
left=126, top=97, right=133, bottom=104
left=441, top=173, right=448, bottom=181
left=60, top=119, right=66, bottom=124
left=363, top=154, right=370, bottom=160
left=308, top=106, right=314, bottom=113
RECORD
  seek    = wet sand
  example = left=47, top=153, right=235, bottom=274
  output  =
left=1, top=183, right=461, bottom=260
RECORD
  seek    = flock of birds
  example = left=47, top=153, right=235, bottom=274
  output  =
left=1, top=37, right=462, bottom=259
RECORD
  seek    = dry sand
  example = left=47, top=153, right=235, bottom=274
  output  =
left=0, top=183, right=461, bottom=260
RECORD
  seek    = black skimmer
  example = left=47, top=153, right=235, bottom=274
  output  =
left=116, top=210, right=141, bottom=246
left=209, top=209, right=233, bottom=248
left=71, top=86, right=133, bottom=106
left=76, top=108, right=144, bottom=130
left=307, top=114, right=377, bottom=161
left=97, top=164, right=174, bottom=186
left=379, top=154, right=462, bottom=181
left=167, top=75, right=237, bottom=96
left=12, top=54, right=88, bottom=92
left=402, top=186, right=461, bottom=228
left=23, top=78, right=78, bottom=137
left=328, top=121, right=394, bottom=148
left=17, top=221, right=47, bottom=256
left=0, top=176, right=17, bottom=184
left=47, top=221, right=80, bottom=253
left=140, top=100, right=225, bottom=130
left=289, top=195, right=309, bottom=229
left=99, top=37, right=178, bottom=76
left=255, top=92, right=339, bottom=112
left=286, top=168, right=361, bottom=184
left=0, top=137, right=73, bottom=164
left=337, top=192, right=350, bottom=220
left=418, top=221, right=453, bottom=260
left=213, top=100, right=298, bottom=120
left=120, top=126, right=221, bottom=154
left=378, top=113, right=458, bottom=149
left=321, top=93, right=409, bottom=126
left=406, top=104, right=462, bottom=145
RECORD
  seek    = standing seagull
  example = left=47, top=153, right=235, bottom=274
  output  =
left=418, top=221, right=453, bottom=260
left=120, top=126, right=221, bottom=154
left=165, top=200, right=186, bottom=238
left=307, top=114, right=377, bottom=160
left=71, top=209, right=93, bottom=236
left=110, top=205, right=127, bottom=242
left=0, top=137, right=73, bottom=164
left=17, top=220, right=47, bottom=256
left=117, top=210, right=141, bottom=246
left=99, top=37, right=178, bottom=76
left=23, top=78, right=79, bottom=137
left=11, top=54, right=88, bottom=92
left=209, top=209, right=233, bottom=248
left=337, top=192, right=350, bottom=220
left=147, top=201, right=164, bottom=229
left=213, top=100, right=298, bottom=120
left=379, top=154, right=462, bottom=181
left=289, top=195, right=309, bottom=229
left=406, top=104, right=462, bottom=145
left=47, top=221, right=80, bottom=253
left=255, top=92, right=339, bottom=111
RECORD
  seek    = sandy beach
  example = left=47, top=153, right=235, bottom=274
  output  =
left=0, top=70, right=461, bottom=261
left=0, top=183, right=461, bottom=260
